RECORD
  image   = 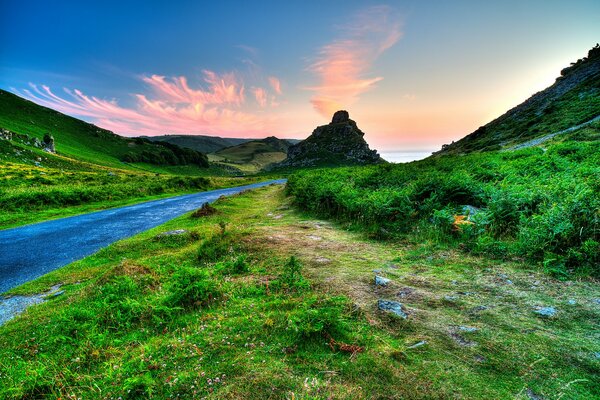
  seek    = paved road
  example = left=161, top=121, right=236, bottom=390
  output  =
left=0, top=179, right=285, bottom=294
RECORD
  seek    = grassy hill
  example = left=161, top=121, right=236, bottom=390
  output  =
left=143, top=134, right=252, bottom=154
left=439, top=45, right=600, bottom=154
left=0, top=89, right=208, bottom=171
left=209, top=136, right=294, bottom=173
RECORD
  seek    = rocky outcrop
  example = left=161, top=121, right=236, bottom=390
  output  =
left=276, top=110, right=383, bottom=168
left=42, top=133, right=56, bottom=153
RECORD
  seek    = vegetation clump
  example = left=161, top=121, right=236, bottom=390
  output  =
left=191, top=202, right=218, bottom=218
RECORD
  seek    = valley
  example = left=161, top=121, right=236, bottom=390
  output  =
left=0, top=39, right=598, bottom=400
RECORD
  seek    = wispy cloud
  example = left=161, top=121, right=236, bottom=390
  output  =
left=252, top=87, right=267, bottom=107
left=17, top=68, right=284, bottom=136
left=307, top=5, right=402, bottom=117
left=268, top=76, right=282, bottom=95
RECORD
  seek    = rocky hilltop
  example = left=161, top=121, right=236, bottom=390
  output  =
left=277, top=110, right=383, bottom=167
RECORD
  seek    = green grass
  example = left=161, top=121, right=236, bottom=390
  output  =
left=1, top=186, right=598, bottom=399
left=0, top=160, right=260, bottom=229
left=209, top=138, right=290, bottom=173
left=287, top=139, right=600, bottom=277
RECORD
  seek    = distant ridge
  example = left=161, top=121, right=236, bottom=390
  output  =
left=438, top=45, right=600, bottom=154
left=144, top=134, right=301, bottom=154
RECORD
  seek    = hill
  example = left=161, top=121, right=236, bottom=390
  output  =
left=143, top=134, right=252, bottom=154
left=209, top=136, right=294, bottom=173
left=276, top=110, right=383, bottom=168
left=438, top=45, right=600, bottom=154
left=0, top=89, right=208, bottom=170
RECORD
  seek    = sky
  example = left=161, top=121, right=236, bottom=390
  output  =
left=1, top=0, right=599, bottom=153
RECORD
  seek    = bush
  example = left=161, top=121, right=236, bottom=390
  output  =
left=164, top=267, right=221, bottom=309
left=286, top=296, right=349, bottom=342
left=215, top=255, right=249, bottom=275
left=279, top=256, right=308, bottom=291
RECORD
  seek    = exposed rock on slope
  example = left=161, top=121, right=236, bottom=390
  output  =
left=277, top=110, right=383, bottom=167
left=437, top=45, right=600, bottom=154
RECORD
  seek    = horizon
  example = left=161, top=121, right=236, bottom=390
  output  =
left=1, top=1, right=599, bottom=155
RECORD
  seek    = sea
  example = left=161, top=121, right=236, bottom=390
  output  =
left=379, top=150, right=433, bottom=164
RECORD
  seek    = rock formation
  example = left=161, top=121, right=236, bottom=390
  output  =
left=42, top=133, right=56, bottom=153
left=277, top=110, right=383, bottom=168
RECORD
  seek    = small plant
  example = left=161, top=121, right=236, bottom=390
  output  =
left=197, top=231, right=237, bottom=264
left=218, top=220, right=228, bottom=235
left=164, top=267, right=221, bottom=309
left=280, top=256, right=307, bottom=290
left=216, top=255, right=249, bottom=275
left=191, top=202, right=218, bottom=218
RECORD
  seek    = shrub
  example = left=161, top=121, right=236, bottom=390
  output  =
left=279, top=256, right=308, bottom=291
left=164, top=267, right=221, bottom=309
left=286, top=296, right=349, bottom=342
left=215, top=255, right=250, bottom=275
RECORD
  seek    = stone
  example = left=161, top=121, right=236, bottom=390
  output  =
left=567, top=299, right=577, bottom=305
left=375, top=275, right=391, bottom=287
left=331, top=110, right=350, bottom=124
left=534, top=306, right=557, bottom=318
left=0, top=128, right=13, bottom=140
left=45, top=290, right=64, bottom=299
left=406, top=340, right=427, bottom=349
left=155, top=229, right=188, bottom=238
left=378, top=299, right=408, bottom=319
left=42, top=133, right=56, bottom=153
left=458, top=326, right=478, bottom=333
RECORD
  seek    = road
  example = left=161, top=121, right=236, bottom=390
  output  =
left=0, top=179, right=285, bottom=293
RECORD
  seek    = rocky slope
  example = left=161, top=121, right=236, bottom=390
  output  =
left=277, top=110, right=383, bottom=168
left=438, top=44, right=600, bottom=154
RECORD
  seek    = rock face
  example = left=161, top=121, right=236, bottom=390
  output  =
left=42, top=133, right=56, bottom=153
left=277, top=110, right=383, bottom=168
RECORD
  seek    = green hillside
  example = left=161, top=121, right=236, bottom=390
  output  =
left=209, top=136, right=293, bottom=173
left=0, top=89, right=208, bottom=171
left=439, top=45, right=600, bottom=154
left=144, top=134, right=252, bottom=154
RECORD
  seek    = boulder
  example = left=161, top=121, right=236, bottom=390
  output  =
left=331, top=110, right=350, bottom=124
left=375, top=275, right=391, bottom=287
left=534, top=306, right=557, bottom=318
left=378, top=299, right=408, bottom=319
left=42, top=133, right=56, bottom=153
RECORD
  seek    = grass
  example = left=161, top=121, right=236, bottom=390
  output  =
left=1, top=186, right=598, bottom=399
left=287, top=138, right=600, bottom=278
left=209, top=139, right=289, bottom=174
left=0, top=160, right=260, bottom=229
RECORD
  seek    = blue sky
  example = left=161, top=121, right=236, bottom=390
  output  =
left=1, top=0, right=599, bottom=151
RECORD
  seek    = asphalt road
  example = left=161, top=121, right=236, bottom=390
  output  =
left=0, top=179, right=285, bottom=294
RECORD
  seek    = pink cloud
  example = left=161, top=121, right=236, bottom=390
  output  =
left=17, top=69, right=287, bottom=137
left=307, top=5, right=402, bottom=117
left=268, top=76, right=282, bottom=95
left=252, top=87, right=267, bottom=107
